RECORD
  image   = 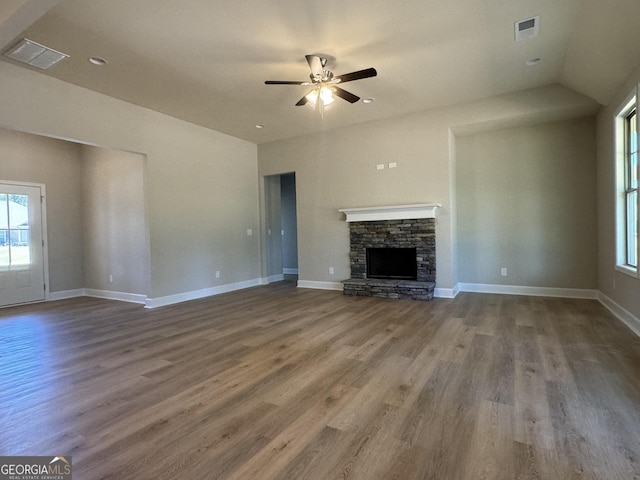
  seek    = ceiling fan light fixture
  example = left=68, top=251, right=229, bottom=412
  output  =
left=306, top=86, right=334, bottom=106
left=265, top=55, right=376, bottom=111
left=305, top=90, right=318, bottom=104
left=320, top=86, right=334, bottom=105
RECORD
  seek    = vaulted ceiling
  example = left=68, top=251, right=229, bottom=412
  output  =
left=2, top=0, right=640, bottom=144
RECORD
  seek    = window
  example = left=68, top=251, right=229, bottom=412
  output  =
left=617, top=94, right=640, bottom=276
left=624, top=108, right=638, bottom=268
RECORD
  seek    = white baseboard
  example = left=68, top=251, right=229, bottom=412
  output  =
left=598, top=292, right=640, bottom=337
left=49, top=288, right=146, bottom=304
left=85, top=289, right=147, bottom=305
left=435, top=285, right=459, bottom=298
left=283, top=268, right=299, bottom=275
left=297, top=280, right=343, bottom=291
left=48, top=289, right=85, bottom=301
left=265, top=274, right=285, bottom=283
left=457, top=283, right=599, bottom=299
left=50, top=276, right=292, bottom=310
left=145, top=278, right=262, bottom=309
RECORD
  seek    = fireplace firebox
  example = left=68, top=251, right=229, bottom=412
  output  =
left=366, top=247, right=417, bottom=280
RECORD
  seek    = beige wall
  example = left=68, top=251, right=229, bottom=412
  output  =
left=0, top=60, right=259, bottom=300
left=0, top=128, right=84, bottom=292
left=456, top=117, right=597, bottom=288
left=259, top=115, right=454, bottom=287
left=597, top=63, right=640, bottom=320
left=0, top=57, right=606, bottom=303
left=258, top=84, right=599, bottom=292
left=81, top=145, right=149, bottom=295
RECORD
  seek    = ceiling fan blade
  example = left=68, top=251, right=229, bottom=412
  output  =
left=295, top=95, right=309, bottom=106
left=333, top=87, right=360, bottom=103
left=265, top=80, right=307, bottom=85
left=305, top=55, right=324, bottom=77
left=334, top=67, right=377, bottom=84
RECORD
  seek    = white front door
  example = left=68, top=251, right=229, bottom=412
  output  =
left=0, top=183, right=45, bottom=307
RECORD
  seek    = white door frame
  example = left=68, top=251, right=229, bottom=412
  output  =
left=0, top=179, right=50, bottom=303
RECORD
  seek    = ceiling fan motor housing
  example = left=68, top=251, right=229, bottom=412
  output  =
left=310, top=70, right=334, bottom=83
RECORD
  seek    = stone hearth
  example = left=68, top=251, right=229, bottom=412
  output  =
left=343, top=278, right=435, bottom=301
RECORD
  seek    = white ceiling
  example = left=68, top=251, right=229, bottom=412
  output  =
left=2, top=0, right=640, bottom=144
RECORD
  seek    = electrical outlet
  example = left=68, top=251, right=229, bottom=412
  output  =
left=389, top=162, right=397, bottom=168
left=329, top=267, right=334, bottom=275
left=247, top=228, right=253, bottom=236
left=109, top=274, right=113, bottom=283
left=501, top=267, right=507, bottom=276
left=216, top=271, right=221, bottom=279
left=376, top=164, right=385, bottom=170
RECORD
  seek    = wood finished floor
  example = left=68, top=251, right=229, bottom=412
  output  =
left=1, top=280, right=640, bottom=479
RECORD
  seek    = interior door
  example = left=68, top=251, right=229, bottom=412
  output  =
left=0, top=183, right=45, bottom=306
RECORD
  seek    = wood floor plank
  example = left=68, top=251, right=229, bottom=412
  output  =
left=461, top=400, right=515, bottom=480
left=327, top=354, right=412, bottom=431
left=224, top=383, right=359, bottom=480
left=1, top=282, right=640, bottom=479
left=513, top=325, right=556, bottom=450
left=322, top=402, right=408, bottom=480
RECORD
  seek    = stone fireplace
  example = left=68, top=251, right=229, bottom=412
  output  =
left=339, top=204, right=439, bottom=301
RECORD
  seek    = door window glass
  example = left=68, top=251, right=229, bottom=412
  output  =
left=0, top=193, right=31, bottom=266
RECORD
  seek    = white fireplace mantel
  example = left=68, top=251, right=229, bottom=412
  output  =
left=339, top=203, right=442, bottom=222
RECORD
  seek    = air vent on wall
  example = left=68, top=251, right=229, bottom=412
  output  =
left=3, top=38, right=69, bottom=70
left=515, top=16, right=539, bottom=42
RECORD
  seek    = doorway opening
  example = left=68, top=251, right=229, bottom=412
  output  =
left=0, top=181, right=47, bottom=307
left=263, top=172, right=298, bottom=282
left=280, top=173, right=298, bottom=279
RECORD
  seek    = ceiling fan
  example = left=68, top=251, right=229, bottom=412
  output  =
left=265, top=55, right=377, bottom=111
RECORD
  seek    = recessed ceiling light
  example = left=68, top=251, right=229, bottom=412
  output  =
left=255, top=124, right=265, bottom=129
left=362, top=97, right=375, bottom=104
left=526, top=57, right=541, bottom=66
left=88, top=56, right=107, bottom=66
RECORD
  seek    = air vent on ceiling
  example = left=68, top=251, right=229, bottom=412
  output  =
left=3, top=38, right=69, bottom=70
left=515, top=16, right=539, bottom=42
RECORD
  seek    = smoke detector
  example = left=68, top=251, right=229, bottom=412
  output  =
left=515, top=16, right=539, bottom=42
left=3, top=38, right=69, bottom=70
